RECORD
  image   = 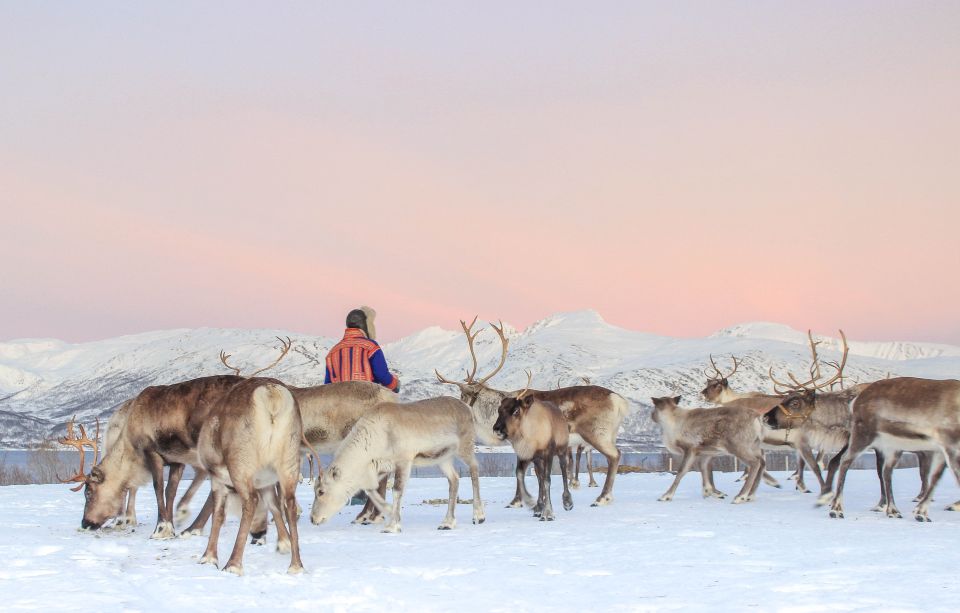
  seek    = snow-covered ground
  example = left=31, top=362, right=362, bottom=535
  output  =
left=2, top=469, right=958, bottom=612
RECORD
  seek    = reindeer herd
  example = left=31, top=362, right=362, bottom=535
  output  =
left=54, top=322, right=960, bottom=575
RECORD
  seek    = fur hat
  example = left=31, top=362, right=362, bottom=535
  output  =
left=345, top=306, right=378, bottom=340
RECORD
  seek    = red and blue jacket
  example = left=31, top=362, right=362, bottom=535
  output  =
left=324, top=328, right=399, bottom=391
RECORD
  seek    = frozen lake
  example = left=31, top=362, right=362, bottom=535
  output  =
left=1, top=469, right=958, bottom=611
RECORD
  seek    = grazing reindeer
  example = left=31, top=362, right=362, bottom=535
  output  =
left=75, top=374, right=244, bottom=537
left=311, top=397, right=485, bottom=533
left=823, top=376, right=960, bottom=522
left=198, top=377, right=304, bottom=575
left=493, top=373, right=573, bottom=520
left=436, top=317, right=628, bottom=507
left=100, top=399, right=209, bottom=528
left=76, top=338, right=291, bottom=538
left=651, top=396, right=765, bottom=504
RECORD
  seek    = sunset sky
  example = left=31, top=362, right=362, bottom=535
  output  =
left=2, top=3, right=958, bottom=344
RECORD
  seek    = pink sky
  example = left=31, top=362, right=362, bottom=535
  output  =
left=2, top=3, right=958, bottom=344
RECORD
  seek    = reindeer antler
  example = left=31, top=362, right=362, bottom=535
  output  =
left=705, top=355, right=741, bottom=380
left=218, top=337, right=293, bottom=379
left=769, top=330, right=849, bottom=394
left=436, top=317, right=510, bottom=388
left=58, top=416, right=100, bottom=492
left=516, top=369, right=534, bottom=400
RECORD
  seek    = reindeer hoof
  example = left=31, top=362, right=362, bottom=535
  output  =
left=815, top=493, right=834, bottom=507
left=223, top=564, right=243, bottom=576
left=287, top=565, right=304, bottom=575
left=588, top=482, right=599, bottom=488
left=886, top=511, right=903, bottom=519
left=151, top=522, right=175, bottom=540
left=472, top=513, right=485, bottom=525
left=563, top=497, right=574, bottom=511
left=658, top=494, right=673, bottom=502
left=591, top=495, right=612, bottom=507
left=250, top=531, right=267, bottom=546
left=199, top=555, right=218, bottom=568
left=175, top=507, right=191, bottom=522
left=570, top=480, right=581, bottom=490
left=914, top=513, right=932, bottom=522
left=540, top=514, right=555, bottom=522
left=277, top=540, right=291, bottom=554
left=829, top=510, right=844, bottom=519
left=505, top=500, right=524, bottom=509
left=945, top=502, right=960, bottom=511
left=178, top=528, right=201, bottom=539
left=382, top=525, right=401, bottom=534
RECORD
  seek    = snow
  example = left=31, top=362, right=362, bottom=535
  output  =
left=2, top=469, right=959, bottom=611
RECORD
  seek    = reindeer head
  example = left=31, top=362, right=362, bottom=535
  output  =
left=700, top=355, right=741, bottom=402
left=764, top=330, right=849, bottom=430
left=58, top=417, right=126, bottom=530
left=493, top=370, right=534, bottom=441
left=310, top=460, right=379, bottom=526
left=650, top=396, right=682, bottom=424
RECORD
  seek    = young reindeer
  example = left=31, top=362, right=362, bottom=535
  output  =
left=311, top=397, right=485, bottom=533
left=651, top=395, right=766, bottom=504
left=493, top=372, right=573, bottom=520
left=436, top=317, right=628, bottom=507
left=198, top=377, right=304, bottom=575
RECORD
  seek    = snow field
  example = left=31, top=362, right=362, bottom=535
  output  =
left=2, top=468, right=959, bottom=612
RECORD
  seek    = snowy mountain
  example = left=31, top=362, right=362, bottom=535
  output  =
left=1, top=310, right=957, bottom=449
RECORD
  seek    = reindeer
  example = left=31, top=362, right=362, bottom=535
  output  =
left=557, top=376, right=598, bottom=489
left=98, top=399, right=209, bottom=528
left=698, top=355, right=788, bottom=490
left=436, top=317, right=628, bottom=507
left=74, top=338, right=291, bottom=538
left=198, top=377, right=304, bottom=575
left=651, top=395, right=766, bottom=503
left=310, top=397, right=485, bottom=533
left=822, top=376, right=960, bottom=522
left=493, top=372, right=573, bottom=520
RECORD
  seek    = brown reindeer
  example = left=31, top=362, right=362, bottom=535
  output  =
left=652, top=395, right=766, bottom=503
left=493, top=372, right=573, bottom=520
left=436, top=317, right=628, bottom=507
left=198, top=377, right=304, bottom=575
left=823, top=376, right=960, bottom=521
left=75, top=337, right=292, bottom=538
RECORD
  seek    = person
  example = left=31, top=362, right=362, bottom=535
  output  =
left=324, top=306, right=399, bottom=393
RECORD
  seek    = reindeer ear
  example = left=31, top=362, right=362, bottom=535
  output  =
left=673, top=395, right=682, bottom=404
left=330, top=466, right=341, bottom=481
left=90, top=467, right=104, bottom=484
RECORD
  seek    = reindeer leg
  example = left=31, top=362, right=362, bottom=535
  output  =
left=458, top=443, right=485, bottom=524
left=145, top=452, right=175, bottom=539
left=659, top=449, right=696, bottom=502
left=871, top=449, right=890, bottom=511
left=223, top=487, right=258, bottom=576
left=262, top=485, right=291, bottom=553
left=569, top=446, right=580, bottom=489
left=353, top=476, right=387, bottom=524
left=586, top=448, right=598, bottom=487
left=280, top=471, right=303, bottom=575
left=531, top=457, right=546, bottom=517
left=796, top=444, right=824, bottom=494
left=915, top=451, right=944, bottom=503
left=176, top=468, right=207, bottom=523
left=580, top=431, right=619, bottom=506
left=181, top=492, right=214, bottom=537
left=699, top=457, right=724, bottom=499
left=199, top=486, right=227, bottom=568
left=437, top=460, right=460, bottom=530
left=881, top=452, right=903, bottom=518
left=383, top=462, right=411, bottom=533
left=539, top=454, right=556, bottom=521
left=817, top=443, right=847, bottom=503
left=912, top=453, right=946, bottom=521
left=559, top=447, right=573, bottom=511
left=507, top=459, right=534, bottom=508
left=733, top=452, right=764, bottom=503
left=164, top=463, right=185, bottom=532
left=828, top=429, right=874, bottom=518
